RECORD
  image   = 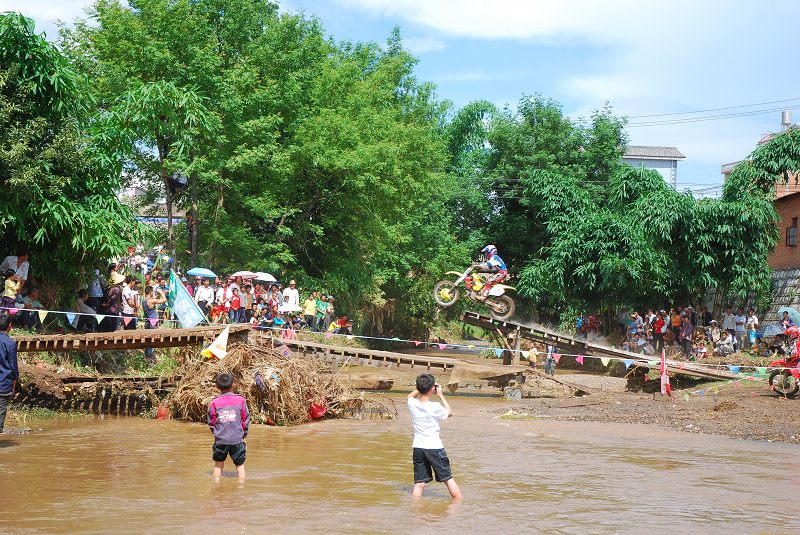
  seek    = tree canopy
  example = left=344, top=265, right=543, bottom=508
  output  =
left=0, top=12, right=142, bottom=288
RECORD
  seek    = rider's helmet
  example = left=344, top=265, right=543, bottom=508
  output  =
left=481, top=244, right=497, bottom=257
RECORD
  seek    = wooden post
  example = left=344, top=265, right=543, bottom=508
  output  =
left=512, top=327, right=521, bottom=366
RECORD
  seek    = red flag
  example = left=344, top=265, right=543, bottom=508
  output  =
left=660, top=349, right=672, bottom=397
left=552, top=353, right=561, bottom=363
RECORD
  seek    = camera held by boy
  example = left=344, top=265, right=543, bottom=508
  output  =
left=208, top=373, right=250, bottom=481
left=407, top=373, right=462, bottom=500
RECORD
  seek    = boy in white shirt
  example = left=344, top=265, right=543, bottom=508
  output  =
left=407, top=373, right=462, bottom=500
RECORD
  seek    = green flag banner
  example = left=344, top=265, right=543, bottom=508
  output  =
left=168, top=270, right=205, bottom=328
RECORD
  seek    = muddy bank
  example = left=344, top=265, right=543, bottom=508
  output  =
left=492, top=381, right=799, bottom=444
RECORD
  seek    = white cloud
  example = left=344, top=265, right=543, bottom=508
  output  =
left=402, top=35, right=445, bottom=54
left=335, top=0, right=800, bottom=178
left=0, top=0, right=93, bottom=24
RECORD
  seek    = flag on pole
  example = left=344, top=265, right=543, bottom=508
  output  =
left=168, top=270, right=205, bottom=328
left=201, top=325, right=230, bottom=360
left=660, top=349, right=672, bottom=397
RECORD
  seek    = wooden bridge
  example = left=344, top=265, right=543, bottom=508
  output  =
left=254, top=331, right=462, bottom=373
left=12, top=324, right=251, bottom=353
left=461, top=311, right=739, bottom=381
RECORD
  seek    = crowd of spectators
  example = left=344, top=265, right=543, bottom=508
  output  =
left=619, top=305, right=763, bottom=359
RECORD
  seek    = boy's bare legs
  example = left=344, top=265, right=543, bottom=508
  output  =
left=236, top=464, right=246, bottom=481
left=213, top=461, right=224, bottom=479
left=444, top=479, right=462, bottom=500
left=412, top=482, right=426, bottom=497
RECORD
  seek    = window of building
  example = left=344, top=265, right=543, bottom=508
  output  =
left=787, top=217, right=798, bottom=247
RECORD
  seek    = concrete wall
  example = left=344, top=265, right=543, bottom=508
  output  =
left=622, top=158, right=676, bottom=185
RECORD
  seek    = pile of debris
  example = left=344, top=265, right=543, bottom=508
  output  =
left=169, top=343, right=395, bottom=425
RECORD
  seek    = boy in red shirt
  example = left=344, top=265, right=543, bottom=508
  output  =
left=208, top=373, right=250, bottom=481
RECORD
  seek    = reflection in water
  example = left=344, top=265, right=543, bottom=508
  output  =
left=0, top=397, right=799, bottom=534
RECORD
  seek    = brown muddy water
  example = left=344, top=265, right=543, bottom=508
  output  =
left=1, top=396, right=797, bottom=534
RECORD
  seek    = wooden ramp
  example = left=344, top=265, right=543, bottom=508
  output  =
left=12, top=324, right=250, bottom=352
left=256, top=332, right=460, bottom=373
left=461, top=311, right=739, bottom=381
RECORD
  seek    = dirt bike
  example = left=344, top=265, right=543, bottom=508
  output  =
left=768, top=353, right=800, bottom=398
left=433, top=265, right=516, bottom=321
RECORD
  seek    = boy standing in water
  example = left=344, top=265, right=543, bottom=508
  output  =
left=407, top=374, right=462, bottom=500
left=208, top=373, right=250, bottom=480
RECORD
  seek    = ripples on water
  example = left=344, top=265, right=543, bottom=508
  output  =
left=0, top=398, right=798, bottom=534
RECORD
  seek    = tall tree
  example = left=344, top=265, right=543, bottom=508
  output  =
left=0, top=12, right=141, bottom=289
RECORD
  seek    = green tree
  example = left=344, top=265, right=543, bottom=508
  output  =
left=0, top=12, right=141, bottom=289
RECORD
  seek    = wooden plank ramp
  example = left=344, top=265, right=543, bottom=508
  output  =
left=461, top=311, right=739, bottom=381
left=13, top=324, right=250, bottom=352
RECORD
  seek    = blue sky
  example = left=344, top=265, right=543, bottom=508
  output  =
left=5, top=0, right=800, bottom=192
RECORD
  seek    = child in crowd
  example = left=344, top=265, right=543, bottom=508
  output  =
left=1, top=269, right=19, bottom=310
left=407, top=373, right=462, bottom=500
left=208, top=373, right=249, bottom=481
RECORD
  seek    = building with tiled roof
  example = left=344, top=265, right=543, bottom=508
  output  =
left=622, top=145, right=685, bottom=187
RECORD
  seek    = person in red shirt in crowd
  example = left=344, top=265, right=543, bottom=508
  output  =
left=229, top=288, right=242, bottom=323
left=333, top=315, right=353, bottom=335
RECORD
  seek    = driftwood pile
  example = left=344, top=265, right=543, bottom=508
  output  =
left=169, top=342, right=395, bottom=425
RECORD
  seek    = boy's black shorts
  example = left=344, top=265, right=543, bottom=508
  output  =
left=212, top=442, right=246, bottom=466
left=413, top=447, right=452, bottom=483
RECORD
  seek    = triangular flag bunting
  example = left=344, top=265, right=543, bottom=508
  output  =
left=600, top=357, right=610, bottom=366
left=413, top=340, right=422, bottom=346
left=8, top=308, right=18, bottom=315
left=521, top=351, right=530, bottom=359
left=149, top=318, right=159, bottom=327
left=494, top=348, right=504, bottom=358
left=647, top=360, right=658, bottom=366
left=576, top=355, right=584, bottom=365
left=623, top=359, right=634, bottom=369
left=391, top=337, right=401, bottom=341
left=324, top=332, right=333, bottom=339
left=38, top=310, right=48, bottom=322
left=66, top=313, right=77, bottom=325
left=122, top=316, right=132, bottom=326
left=201, top=325, right=230, bottom=360
left=281, top=328, right=296, bottom=340
left=552, top=353, right=561, bottom=363
left=756, top=367, right=767, bottom=375
left=728, top=365, right=741, bottom=374
left=467, top=344, right=475, bottom=349
left=95, top=314, right=106, bottom=323
left=437, top=343, right=447, bottom=350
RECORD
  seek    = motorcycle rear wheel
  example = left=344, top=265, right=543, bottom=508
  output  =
left=486, top=295, right=515, bottom=321
left=769, top=369, right=800, bottom=398
left=433, top=280, right=459, bottom=307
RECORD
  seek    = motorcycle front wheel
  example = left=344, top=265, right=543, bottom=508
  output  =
left=769, top=369, right=800, bottom=398
left=486, top=295, right=515, bottom=321
left=433, top=280, right=459, bottom=307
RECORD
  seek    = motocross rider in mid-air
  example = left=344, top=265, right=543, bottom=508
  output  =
left=473, top=244, right=508, bottom=300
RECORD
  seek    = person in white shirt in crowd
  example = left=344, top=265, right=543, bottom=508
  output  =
left=194, top=278, right=215, bottom=317
left=721, top=306, right=736, bottom=350
left=282, top=280, right=299, bottom=309
left=406, top=373, right=462, bottom=500
left=745, top=307, right=759, bottom=350
left=121, top=276, right=140, bottom=330
left=734, top=306, right=747, bottom=352
left=0, top=249, right=30, bottom=290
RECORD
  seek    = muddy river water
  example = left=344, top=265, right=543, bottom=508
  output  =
left=1, top=396, right=798, bottom=534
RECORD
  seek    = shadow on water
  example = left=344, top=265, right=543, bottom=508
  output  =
left=0, top=439, right=18, bottom=448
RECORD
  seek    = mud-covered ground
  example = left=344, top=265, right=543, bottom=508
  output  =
left=493, top=376, right=800, bottom=444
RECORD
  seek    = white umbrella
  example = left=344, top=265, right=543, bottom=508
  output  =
left=230, top=270, right=257, bottom=279
left=254, top=272, right=277, bottom=282
left=279, top=303, right=302, bottom=314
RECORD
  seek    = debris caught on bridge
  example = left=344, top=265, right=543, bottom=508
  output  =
left=169, top=342, right=396, bottom=425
